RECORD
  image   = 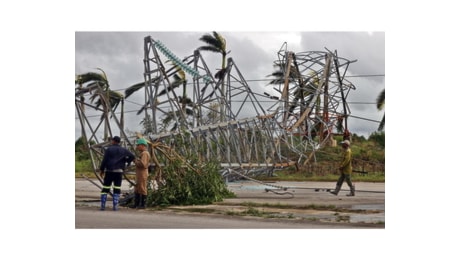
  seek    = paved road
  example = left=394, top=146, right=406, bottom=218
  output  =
left=75, top=179, right=385, bottom=228
left=76, top=206, right=371, bottom=228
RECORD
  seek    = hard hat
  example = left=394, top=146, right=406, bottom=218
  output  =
left=136, top=138, right=148, bottom=145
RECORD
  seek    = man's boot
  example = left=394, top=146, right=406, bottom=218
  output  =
left=100, top=193, right=107, bottom=211
left=330, top=186, right=340, bottom=196
left=137, top=195, right=146, bottom=209
left=112, top=193, right=120, bottom=211
left=346, top=185, right=355, bottom=196
left=129, top=193, right=140, bottom=209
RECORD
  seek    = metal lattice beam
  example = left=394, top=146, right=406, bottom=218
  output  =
left=75, top=36, right=357, bottom=179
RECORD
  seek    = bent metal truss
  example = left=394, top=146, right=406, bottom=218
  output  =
left=75, top=35, right=356, bottom=181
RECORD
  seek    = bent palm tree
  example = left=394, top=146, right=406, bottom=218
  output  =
left=198, top=31, right=228, bottom=121
left=158, top=66, right=195, bottom=131
left=124, top=61, right=188, bottom=132
left=76, top=69, right=124, bottom=112
left=75, top=69, right=125, bottom=139
left=126, top=60, right=194, bottom=133
left=198, top=31, right=227, bottom=80
left=266, top=62, right=318, bottom=135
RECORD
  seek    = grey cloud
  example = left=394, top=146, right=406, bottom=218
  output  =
left=300, top=32, right=385, bottom=78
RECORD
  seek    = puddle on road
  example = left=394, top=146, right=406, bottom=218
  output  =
left=349, top=204, right=385, bottom=224
left=350, top=213, right=385, bottom=223
left=227, top=182, right=285, bottom=191
left=233, top=185, right=274, bottom=190
left=351, top=204, right=385, bottom=211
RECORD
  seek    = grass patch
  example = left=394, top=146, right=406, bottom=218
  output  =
left=225, top=206, right=296, bottom=219
left=237, top=201, right=337, bottom=211
left=256, top=170, right=385, bottom=182
left=335, top=215, right=351, bottom=222
left=75, top=159, right=92, bottom=173
left=242, top=207, right=266, bottom=217
left=175, top=208, right=217, bottom=214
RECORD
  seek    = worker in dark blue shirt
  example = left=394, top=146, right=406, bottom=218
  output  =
left=99, top=136, right=135, bottom=211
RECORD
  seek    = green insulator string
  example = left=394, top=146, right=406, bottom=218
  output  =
left=154, top=40, right=212, bottom=83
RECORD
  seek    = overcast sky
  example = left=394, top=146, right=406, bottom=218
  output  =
left=75, top=31, right=384, bottom=140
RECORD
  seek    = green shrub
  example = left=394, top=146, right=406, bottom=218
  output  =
left=148, top=158, right=235, bottom=206
left=75, top=159, right=92, bottom=172
left=368, top=131, right=385, bottom=148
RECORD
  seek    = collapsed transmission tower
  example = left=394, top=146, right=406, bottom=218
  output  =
left=264, top=43, right=357, bottom=165
left=139, top=37, right=356, bottom=177
left=75, top=35, right=357, bottom=182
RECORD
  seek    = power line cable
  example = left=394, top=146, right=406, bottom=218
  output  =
left=109, top=74, right=385, bottom=93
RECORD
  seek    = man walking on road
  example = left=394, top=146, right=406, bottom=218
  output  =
left=330, top=140, right=355, bottom=196
left=99, top=136, right=135, bottom=210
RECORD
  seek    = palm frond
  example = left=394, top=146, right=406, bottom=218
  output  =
left=197, top=45, right=221, bottom=53
left=158, top=74, right=183, bottom=96
left=198, top=31, right=226, bottom=54
left=267, top=71, right=284, bottom=78
left=377, top=89, right=385, bottom=110
left=266, top=62, right=300, bottom=86
left=263, top=92, right=279, bottom=100
left=109, top=89, right=124, bottom=100
left=178, top=66, right=186, bottom=80
left=178, top=96, right=193, bottom=106
left=75, top=72, right=107, bottom=85
left=96, top=68, right=108, bottom=82
left=378, top=113, right=385, bottom=131
left=213, top=31, right=226, bottom=51
left=158, top=85, right=178, bottom=96
left=185, top=108, right=194, bottom=116
left=125, top=76, right=161, bottom=99
left=172, top=73, right=185, bottom=83
left=214, top=69, right=226, bottom=80
left=125, top=82, right=145, bottom=99
left=170, top=123, right=178, bottom=132
left=199, top=34, right=220, bottom=48
left=267, top=79, right=282, bottom=85
left=136, top=104, right=147, bottom=115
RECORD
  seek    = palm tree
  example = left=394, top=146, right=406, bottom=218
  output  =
left=266, top=62, right=317, bottom=113
left=198, top=31, right=227, bottom=80
left=75, top=69, right=124, bottom=139
left=125, top=57, right=196, bottom=133
left=158, top=66, right=195, bottom=132
left=198, top=31, right=228, bottom=121
left=125, top=62, right=195, bottom=133
left=266, top=62, right=318, bottom=135
left=376, top=89, right=385, bottom=131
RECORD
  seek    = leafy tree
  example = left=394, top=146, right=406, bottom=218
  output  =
left=75, top=137, right=92, bottom=160
left=368, top=131, right=385, bottom=148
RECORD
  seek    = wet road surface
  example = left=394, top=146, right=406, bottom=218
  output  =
left=75, top=179, right=384, bottom=228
